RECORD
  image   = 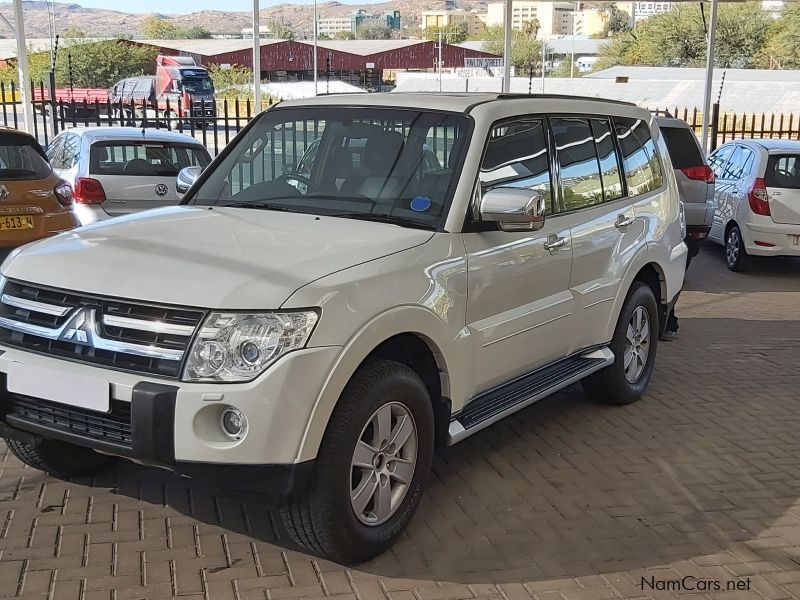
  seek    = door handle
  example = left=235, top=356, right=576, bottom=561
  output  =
left=544, top=234, right=569, bottom=253
left=615, top=214, right=635, bottom=230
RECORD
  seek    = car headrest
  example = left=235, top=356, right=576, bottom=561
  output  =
left=363, top=131, right=404, bottom=174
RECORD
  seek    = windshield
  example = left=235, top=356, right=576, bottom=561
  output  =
left=189, top=106, right=470, bottom=229
left=181, top=78, right=214, bottom=93
left=0, top=137, right=51, bottom=180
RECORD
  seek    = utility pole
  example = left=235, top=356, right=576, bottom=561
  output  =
left=700, top=0, right=719, bottom=153
left=252, top=0, right=261, bottom=111
left=502, top=0, right=512, bottom=93
left=438, top=28, right=443, bottom=93
left=313, top=0, right=318, bottom=96
left=12, top=0, right=33, bottom=133
left=541, top=41, right=546, bottom=93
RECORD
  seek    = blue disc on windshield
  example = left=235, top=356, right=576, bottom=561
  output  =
left=410, top=196, right=432, bottom=212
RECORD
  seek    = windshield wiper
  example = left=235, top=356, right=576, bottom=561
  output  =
left=332, top=212, right=436, bottom=230
left=221, top=201, right=301, bottom=212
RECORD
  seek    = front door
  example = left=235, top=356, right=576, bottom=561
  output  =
left=464, top=117, right=574, bottom=394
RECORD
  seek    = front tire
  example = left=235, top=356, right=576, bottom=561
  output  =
left=6, top=438, right=117, bottom=478
left=281, top=359, right=434, bottom=563
left=726, top=225, right=748, bottom=272
left=583, top=282, right=659, bottom=405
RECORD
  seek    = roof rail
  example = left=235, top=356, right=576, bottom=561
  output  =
left=495, top=93, right=636, bottom=107
left=650, top=109, right=674, bottom=118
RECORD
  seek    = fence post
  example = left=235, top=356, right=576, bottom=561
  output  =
left=10, top=81, right=18, bottom=129
left=48, top=71, right=58, bottom=137
left=709, top=103, right=720, bottom=152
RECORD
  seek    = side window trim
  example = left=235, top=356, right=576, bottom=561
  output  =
left=612, top=115, right=666, bottom=199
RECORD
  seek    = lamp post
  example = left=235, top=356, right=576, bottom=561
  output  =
left=252, top=0, right=261, bottom=111
left=313, top=0, right=318, bottom=97
left=502, top=0, right=512, bottom=93
left=12, top=0, right=32, bottom=133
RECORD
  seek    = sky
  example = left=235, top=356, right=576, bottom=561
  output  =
left=25, top=0, right=375, bottom=15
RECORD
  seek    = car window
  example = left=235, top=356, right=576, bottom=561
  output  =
left=551, top=118, right=605, bottom=211
left=0, top=135, right=52, bottom=180
left=765, top=154, right=800, bottom=189
left=60, top=134, right=81, bottom=170
left=46, top=135, right=64, bottom=169
left=613, top=116, right=664, bottom=197
left=660, top=126, right=704, bottom=170
left=90, top=142, right=210, bottom=177
left=591, top=118, right=624, bottom=202
left=479, top=117, right=553, bottom=214
left=708, top=146, right=733, bottom=178
left=721, top=146, right=754, bottom=181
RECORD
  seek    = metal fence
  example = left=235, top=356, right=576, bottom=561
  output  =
left=0, top=80, right=274, bottom=155
left=4, top=79, right=800, bottom=156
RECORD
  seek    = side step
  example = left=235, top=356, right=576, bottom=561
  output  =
left=447, top=347, right=614, bottom=444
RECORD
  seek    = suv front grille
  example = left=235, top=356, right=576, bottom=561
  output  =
left=0, top=280, right=205, bottom=378
left=4, top=392, right=133, bottom=448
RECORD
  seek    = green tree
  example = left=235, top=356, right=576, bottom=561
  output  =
left=356, top=22, right=391, bottom=40
left=207, top=63, right=253, bottom=99
left=334, top=30, right=356, bottom=40
left=56, top=39, right=158, bottom=88
left=141, top=16, right=178, bottom=38
left=760, top=4, right=800, bottom=68
left=424, top=22, right=469, bottom=44
left=181, top=26, right=212, bottom=39
left=521, top=19, right=540, bottom=38
left=596, top=3, right=631, bottom=38
left=483, top=25, right=542, bottom=72
left=598, top=2, right=768, bottom=68
left=268, top=21, right=295, bottom=39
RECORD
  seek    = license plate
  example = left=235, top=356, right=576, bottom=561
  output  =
left=6, top=362, right=110, bottom=412
left=0, top=215, right=34, bottom=231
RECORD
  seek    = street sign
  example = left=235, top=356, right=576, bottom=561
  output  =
left=464, top=58, right=503, bottom=69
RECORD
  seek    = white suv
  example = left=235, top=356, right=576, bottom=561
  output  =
left=0, top=94, right=686, bottom=562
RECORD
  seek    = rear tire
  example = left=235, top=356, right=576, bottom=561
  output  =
left=281, top=359, right=434, bottom=563
left=583, top=282, right=659, bottom=406
left=6, top=438, right=117, bottom=478
left=726, top=225, right=748, bottom=272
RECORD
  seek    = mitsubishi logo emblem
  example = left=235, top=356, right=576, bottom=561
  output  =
left=59, top=307, right=97, bottom=345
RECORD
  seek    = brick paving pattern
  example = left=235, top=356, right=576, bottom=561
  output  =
left=2, top=245, right=800, bottom=599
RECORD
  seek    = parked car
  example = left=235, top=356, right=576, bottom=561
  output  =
left=655, top=114, right=715, bottom=261
left=707, top=139, right=800, bottom=271
left=0, top=127, right=78, bottom=261
left=46, top=127, right=212, bottom=225
left=0, top=94, right=687, bottom=562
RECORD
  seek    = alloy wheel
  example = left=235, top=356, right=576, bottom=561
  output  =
left=623, top=306, right=651, bottom=383
left=350, top=402, right=418, bottom=526
left=727, top=229, right=741, bottom=268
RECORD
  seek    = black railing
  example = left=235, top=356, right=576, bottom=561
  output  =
left=0, top=80, right=269, bottom=156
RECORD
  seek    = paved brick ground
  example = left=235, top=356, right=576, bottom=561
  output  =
left=3, top=244, right=800, bottom=599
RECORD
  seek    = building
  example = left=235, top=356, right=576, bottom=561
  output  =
left=419, top=9, right=487, bottom=37
left=486, top=1, right=575, bottom=35
left=317, top=17, right=353, bottom=38
left=632, top=2, right=674, bottom=20
left=316, top=10, right=401, bottom=37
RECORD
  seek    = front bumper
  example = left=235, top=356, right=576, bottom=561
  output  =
left=0, top=344, right=340, bottom=497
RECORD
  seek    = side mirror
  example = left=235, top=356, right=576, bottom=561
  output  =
left=479, top=187, right=546, bottom=231
left=176, top=166, right=203, bottom=198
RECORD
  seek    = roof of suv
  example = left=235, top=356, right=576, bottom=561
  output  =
left=277, top=92, right=639, bottom=114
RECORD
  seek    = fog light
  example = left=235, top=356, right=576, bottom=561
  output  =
left=220, top=407, right=248, bottom=440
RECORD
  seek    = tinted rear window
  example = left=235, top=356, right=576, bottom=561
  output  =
left=660, top=127, right=704, bottom=170
left=90, top=142, right=210, bottom=177
left=765, top=154, right=800, bottom=189
left=0, top=138, right=51, bottom=180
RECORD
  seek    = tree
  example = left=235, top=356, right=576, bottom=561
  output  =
left=141, top=16, right=211, bottom=39
left=596, top=3, right=631, bottom=38
left=56, top=39, right=158, bottom=88
left=356, top=22, right=392, bottom=40
left=207, top=63, right=253, bottom=99
left=483, top=25, right=542, bottom=71
left=334, top=30, right=356, bottom=40
left=597, top=2, right=768, bottom=68
left=759, top=4, right=800, bottom=68
left=521, top=19, right=540, bottom=38
left=424, top=22, right=469, bottom=44
left=268, top=21, right=295, bottom=40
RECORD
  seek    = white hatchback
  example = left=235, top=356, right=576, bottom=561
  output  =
left=708, top=139, right=800, bottom=271
left=46, top=127, right=211, bottom=226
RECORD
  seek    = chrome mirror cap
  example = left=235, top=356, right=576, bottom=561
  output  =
left=479, top=188, right=546, bottom=232
left=176, top=166, right=203, bottom=198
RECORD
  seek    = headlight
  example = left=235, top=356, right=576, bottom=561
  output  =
left=183, top=311, right=318, bottom=382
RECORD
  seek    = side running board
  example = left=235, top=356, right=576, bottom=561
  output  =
left=448, top=347, right=614, bottom=444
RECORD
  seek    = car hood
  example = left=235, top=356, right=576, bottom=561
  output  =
left=2, top=206, right=434, bottom=308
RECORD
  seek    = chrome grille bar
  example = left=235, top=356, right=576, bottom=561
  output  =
left=102, top=314, right=195, bottom=336
left=1, top=294, right=71, bottom=316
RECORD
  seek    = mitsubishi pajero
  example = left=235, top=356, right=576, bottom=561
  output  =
left=0, top=94, right=686, bottom=562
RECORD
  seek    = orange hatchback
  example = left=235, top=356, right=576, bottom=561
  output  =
left=0, top=128, right=78, bottom=260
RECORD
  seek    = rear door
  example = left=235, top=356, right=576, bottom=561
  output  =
left=89, top=140, right=211, bottom=216
left=764, top=154, right=800, bottom=225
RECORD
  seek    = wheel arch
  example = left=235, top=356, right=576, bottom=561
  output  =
left=295, top=307, right=458, bottom=462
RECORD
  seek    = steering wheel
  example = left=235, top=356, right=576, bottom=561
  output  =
left=277, top=172, right=314, bottom=193
left=777, top=169, right=794, bottom=179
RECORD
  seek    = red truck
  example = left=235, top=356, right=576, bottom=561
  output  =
left=109, top=55, right=217, bottom=126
